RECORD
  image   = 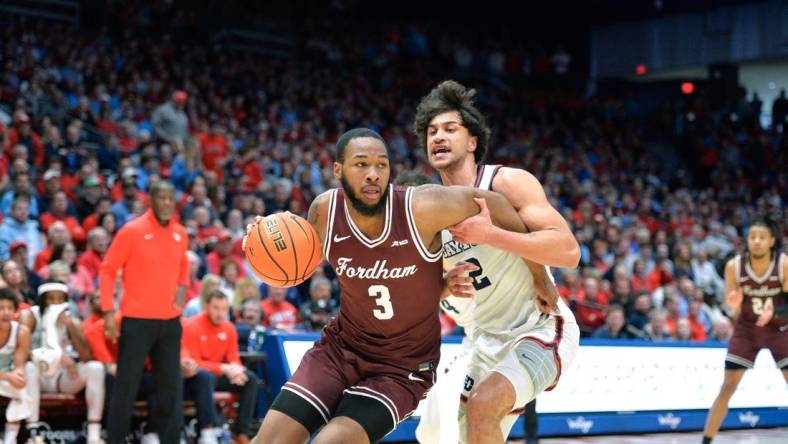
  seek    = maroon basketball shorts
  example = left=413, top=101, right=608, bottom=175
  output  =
left=725, top=322, right=788, bottom=369
left=270, top=334, right=436, bottom=442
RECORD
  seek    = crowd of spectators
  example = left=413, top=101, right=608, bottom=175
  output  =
left=0, top=12, right=785, bottom=354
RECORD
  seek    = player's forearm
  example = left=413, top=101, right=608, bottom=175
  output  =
left=98, top=265, right=120, bottom=313
left=525, top=260, right=560, bottom=302
left=473, top=189, right=527, bottom=233
left=485, top=226, right=580, bottom=269
left=69, top=329, right=93, bottom=362
left=174, top=285, right=187, bottom=308
left=13, top=352, right=26, bottom=371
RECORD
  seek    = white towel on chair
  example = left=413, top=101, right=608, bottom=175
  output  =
left=31, top=302, right=70, bottom=379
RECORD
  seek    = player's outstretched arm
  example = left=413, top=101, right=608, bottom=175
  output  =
left=450, top=167, right=580, bottom=268
left=411, top=184, right=527, bottom=248
left=723, top=258, right=742, bottom=317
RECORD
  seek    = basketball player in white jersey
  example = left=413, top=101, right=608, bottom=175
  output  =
left=393, top=172, right=549, bottom=444
left=18, top=281, right=106, bottom=444
left=413, top=80, right=581, bottom=444
left=0, top=287, right=38, bottom=444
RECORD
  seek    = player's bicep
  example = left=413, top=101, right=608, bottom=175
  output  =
left=18, top=310, right=35, bottom=331
left=724, top=260, right=739, bottom=294
left=412, top=185, right=481, bottom=232
left=14, top=326, right=31, bottom=362
left=307, top=192, right=330, bottom=247
left=414, top=184, right=526, bottom=234
left=496, top=169, right=570, bottom=234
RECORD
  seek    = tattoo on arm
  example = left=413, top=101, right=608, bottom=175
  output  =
left=308, top=199, right=320, bottom=227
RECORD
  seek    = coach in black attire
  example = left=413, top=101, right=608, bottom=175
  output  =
left=99, top=181, right=189, bottom=443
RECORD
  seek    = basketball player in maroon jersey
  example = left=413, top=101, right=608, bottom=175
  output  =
left=250, top=128, right=530, bottom=444
left=701, top=216, right=787, bottom=444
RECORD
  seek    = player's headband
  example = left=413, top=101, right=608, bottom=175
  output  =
left=37, top=282, right=69, bottom=297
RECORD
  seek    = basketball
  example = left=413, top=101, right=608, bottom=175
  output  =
left=244, top=212, right=322, bottom=288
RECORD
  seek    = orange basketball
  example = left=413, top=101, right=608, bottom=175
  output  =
left=244, top=212, right=322, bottom=288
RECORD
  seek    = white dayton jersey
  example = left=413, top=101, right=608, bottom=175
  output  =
left=418, top=165, right=579, bottom=444
left=442, top=165, right=555, bottom=344
left=418, top=165, right=579, bottom=443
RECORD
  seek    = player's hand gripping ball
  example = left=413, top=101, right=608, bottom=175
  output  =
left=244, top=212, right=322, bottom=288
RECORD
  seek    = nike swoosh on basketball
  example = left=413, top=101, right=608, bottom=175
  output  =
left=408, top=373, right=425, bottom=382
left=334, top=234, right=351, bottom=242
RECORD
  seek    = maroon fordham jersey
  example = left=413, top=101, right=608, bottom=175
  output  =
left=322, top=185, right=444, bottom=372
left=735, top=253, right=786, bottom=328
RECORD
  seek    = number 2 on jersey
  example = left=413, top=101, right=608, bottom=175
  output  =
left=369, top=285, right=394, bottom=320
left=466, top=257, right=491, bottom=290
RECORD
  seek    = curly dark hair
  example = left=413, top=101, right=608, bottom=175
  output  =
left=413, top=80, right=491, bottom=164
left=749, top=214, right=782, bottom=255
left=0, top=287, right=19, bottom=310
left=393, top=170, right=433, bottom=186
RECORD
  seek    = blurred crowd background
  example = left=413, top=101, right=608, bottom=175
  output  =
left=0, top=0, right=785, bottom=351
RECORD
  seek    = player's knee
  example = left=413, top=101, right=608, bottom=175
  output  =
left=466, top=388, right=507, bottom=422
left=194, top=368, right=216, bottom=386
left=24, top=361, right=38, bottom=379
left=718, top=382, right=738, bottom=397
left=84, top=361, right=106, bottom=380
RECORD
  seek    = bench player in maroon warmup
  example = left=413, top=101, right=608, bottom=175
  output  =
left=249, top=128, right=528, bottom=444
left=701, top=216, right=787, bottom=444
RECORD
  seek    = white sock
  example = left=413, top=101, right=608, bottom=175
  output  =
left=141, top=432, right=160, bottom=444
left=87, top=422, right=101, bottom=443
left=199, top=428, right=219, bottom=444
left=4, top=423, right=20, bottom=444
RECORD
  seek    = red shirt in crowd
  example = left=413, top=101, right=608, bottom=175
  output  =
left=572, top=289, right=611, bottom=332
left=78, top=248, right=103, bottom=281
left=239, top=159, right=263, bottom=191
left=261, top=299, right=299, bottom=330
left=5, top=127, right=44, bottom=166
left=83, top=312, right=122, bottom=363
left=198, top=132, right=228, bottom=181
left=688, top=316, right=707, bottom=342
left=84, top=312, right=152, bottom=369
left=205, top=251, right=246, bottom=278
left=40, top=212, right=86, bottom=244
left=34, top=247, right=53, bottom=272
left=181, top=312, right=241, bottom=375
left=82, top=312, right=103, bottom=336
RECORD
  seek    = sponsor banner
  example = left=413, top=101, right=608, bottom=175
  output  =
left=537, top=343, right=787, bottom=413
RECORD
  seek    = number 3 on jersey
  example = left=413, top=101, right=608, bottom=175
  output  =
left=369, top=285, right=394, bottom=320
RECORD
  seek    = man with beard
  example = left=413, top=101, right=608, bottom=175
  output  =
left=99, top=181, right=188, bottom=444
left=249, top=128, right=528, bottom=444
